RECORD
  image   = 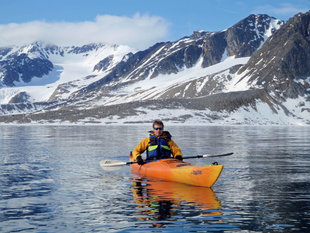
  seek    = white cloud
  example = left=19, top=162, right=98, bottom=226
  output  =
left=0, top=13, right=170, bottom=50
left=253, top=3, right=308, bottom=17
left=271, top=3, right=307, bottom=15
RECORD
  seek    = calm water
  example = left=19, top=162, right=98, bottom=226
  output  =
left=0, top=125, right=310, bottom=232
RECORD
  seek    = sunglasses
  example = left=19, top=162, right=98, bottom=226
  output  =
left=154, top=127, right=163, bottom=130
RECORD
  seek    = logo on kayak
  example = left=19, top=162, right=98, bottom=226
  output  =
left=191, top=170, right=202, bottom=175
left=176, top=164, right=190, bottom=167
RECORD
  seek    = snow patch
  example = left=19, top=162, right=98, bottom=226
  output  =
left=96, top=56, right=250, bottom=106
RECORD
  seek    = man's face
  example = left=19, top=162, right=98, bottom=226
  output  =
left=153, top=124, right=163, bottom=137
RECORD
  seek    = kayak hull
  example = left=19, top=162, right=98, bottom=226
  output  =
left=129, top=156, right=223, bottom=188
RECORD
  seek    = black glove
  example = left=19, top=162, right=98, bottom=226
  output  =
left=136, top=156, right=145, bottom=165
left=175, top=155, right=183, bottom=161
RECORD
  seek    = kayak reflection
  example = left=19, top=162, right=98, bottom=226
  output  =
left=131, top=178, right=222, bottom=228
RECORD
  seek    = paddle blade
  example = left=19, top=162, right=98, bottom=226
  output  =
left=202, top=152, right=233, bottom=158
left=100, top=160, right=128, bottom=171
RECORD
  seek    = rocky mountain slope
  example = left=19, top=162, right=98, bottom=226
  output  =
left=237, top=12, right=310, bottom=99
left=66, top=14, right=282, bottom=105
left=0, top=12, right=309, bottom=125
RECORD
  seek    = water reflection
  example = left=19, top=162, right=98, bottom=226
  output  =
left=0, top=162, right=56, bottom=232
left=1, top=125, right=309, bottom=232
left=131, top=178, right=222, bottom=228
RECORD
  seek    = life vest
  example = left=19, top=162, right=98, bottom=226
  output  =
left=147, top=132, right=171, bottom=160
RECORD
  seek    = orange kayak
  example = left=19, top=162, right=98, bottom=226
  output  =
left=129, top=155, right=223, bottom=188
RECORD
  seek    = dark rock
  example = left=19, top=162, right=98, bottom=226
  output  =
left=238, top=11, right=310, bottom=98
left=9, top=91, right=31, bottom=103
left=1, top=54, right=53, bottom=86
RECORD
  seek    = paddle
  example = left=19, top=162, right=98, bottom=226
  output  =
left=100, top=152, right=233, bottom=170
left=182, top=152, right=233, bottom=159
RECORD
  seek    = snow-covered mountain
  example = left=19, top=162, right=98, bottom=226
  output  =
left=0, top=42, right=135, bottom=103
left=0, top=13, right=309, bottom=125
left=48, top=14, right=283, bottom=107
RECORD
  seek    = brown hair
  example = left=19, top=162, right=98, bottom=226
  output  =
left=153, top=119, right=164, bottom=129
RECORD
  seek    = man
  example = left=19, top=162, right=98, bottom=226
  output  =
left=132, top=120, right=183, bottom=165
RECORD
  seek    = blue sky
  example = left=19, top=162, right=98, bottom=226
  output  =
left=0, top=0, right=309, bottom=49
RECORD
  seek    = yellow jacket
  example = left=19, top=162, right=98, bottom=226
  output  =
left=132, top=133, right=183, bottom=160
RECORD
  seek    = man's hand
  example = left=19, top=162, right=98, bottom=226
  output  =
left=175, top=155, right=183, bottom=161
left=136, top=156, right=145, bottom=165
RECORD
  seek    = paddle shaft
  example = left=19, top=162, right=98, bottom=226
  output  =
left=100, top=152, right=233, bottom=168
left=182, top=152, right=233, bottom=159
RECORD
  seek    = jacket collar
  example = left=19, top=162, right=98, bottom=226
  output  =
left=148, top=130, right=172, bottom=140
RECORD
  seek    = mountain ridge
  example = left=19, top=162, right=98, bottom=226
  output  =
left=237, top=11, right=310, bottom=99
left=0, top=12, right=309, bottom=125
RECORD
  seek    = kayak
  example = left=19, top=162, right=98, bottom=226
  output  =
left=129, top=154, right=223, bottom=188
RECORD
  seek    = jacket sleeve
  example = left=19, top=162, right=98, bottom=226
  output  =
left=168, top=140, right=183, bottom=158
left=132, top=137, right=150, bottom=160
